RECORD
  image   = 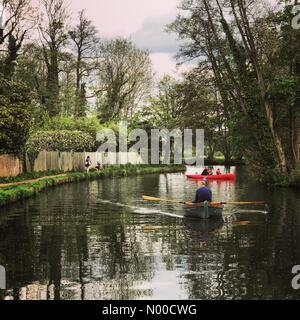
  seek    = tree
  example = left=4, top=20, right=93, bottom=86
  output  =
left=38, top=0, right=69, bottom=116
left=169, top=0, right=294, bottom=178
left=69, top=10, right=100, bottom=117
left=14, top=43, right=48, bottom=103
left=143, top=75, right=183, bottom=129
left=273, top=1, right=300, bottom=169
left=97, top=38, right=153, bottom=122
left=180, top=68, right=235, bottom=162
left=225, top=0, right=288, bottom=174
left=0, top=0, right=37, bottom=79
left=15, top=42, right=80, bottom=118
left=139, top=72, right=234, bottom=162
left=59, top=50, right=77, bottom=116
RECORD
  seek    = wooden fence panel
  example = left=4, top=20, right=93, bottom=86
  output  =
left=0, top=155, right=23, bottom=177
left=0, top=151, right=145, bottom=177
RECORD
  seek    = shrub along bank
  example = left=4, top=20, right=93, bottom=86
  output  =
left=0, top=164, right=185, bottom=207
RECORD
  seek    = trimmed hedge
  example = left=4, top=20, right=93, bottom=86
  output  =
left=26, top=130, right=95, bottom=153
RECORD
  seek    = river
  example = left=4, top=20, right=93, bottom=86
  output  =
left=0, top=166, right=300, bottom=300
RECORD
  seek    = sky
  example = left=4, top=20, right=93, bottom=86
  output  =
left=69, top=0, right=189, bottom=79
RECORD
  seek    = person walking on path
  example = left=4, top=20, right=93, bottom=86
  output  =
left=85, top=156, right=92, bottom=173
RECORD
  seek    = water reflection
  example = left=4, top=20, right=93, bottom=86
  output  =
left=0, top=167, right=300, bottom=300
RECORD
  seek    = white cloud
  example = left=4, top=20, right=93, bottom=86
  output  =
left=69, top=0, right=184, bottom=77
left=70, top=0, right=180, bottom=37
left=151, top=53, right=195, bottom=80
left=131, top=11, right=181, bottom=54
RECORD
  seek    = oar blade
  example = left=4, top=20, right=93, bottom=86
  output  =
left=143, top=195, right=186, bottom=205
left=219, top=201, right=267, bottom=205
left=143, top=196, right=161, bottom=201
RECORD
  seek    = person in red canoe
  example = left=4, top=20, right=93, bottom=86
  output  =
left=216, top=168, right=222, bottom=175
left=193, top=179, right=212, bottom=203
left=208, top=168, right=213, bottom=175
left=201, top=167, right=209, bottom=175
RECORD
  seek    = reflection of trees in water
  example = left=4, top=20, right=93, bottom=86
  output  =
left=155, top=218, right=226, bottom=299
left=0, top=205, right=36, bottom=299
left=99, top=174, right=161, bottom=205
left=159, top=173, right=193, bottom=202
left=0, top=179, right=160, bottom=300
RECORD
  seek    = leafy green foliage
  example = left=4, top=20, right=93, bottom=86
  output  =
left=167, top=0, right=300, bottom=181
left=37, top=115, right=124, bottom=150
left=97, top=38, right=152, bottom=122
left=40, top=115, right=103, bottom=139
left=26, top=130, right=95, bottom=152
left=0, top=77, right=33, bottom=156
left=288, top=165, right=300, bottom=187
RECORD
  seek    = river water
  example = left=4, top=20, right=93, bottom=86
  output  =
left=0, top=166, right=300, bottom=300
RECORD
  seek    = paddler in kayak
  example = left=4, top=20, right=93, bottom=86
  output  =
left=193, top=179, right=212, bottom=203
left=201, top=167, right=209, bottom=175
left=216, top=168, right=222, bottom=175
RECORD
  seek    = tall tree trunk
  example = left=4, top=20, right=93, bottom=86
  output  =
left=293, top=99, right=300, bottom=164
left=75, top=83, right=87, bottom=117
left=2, top=34, right=23, bottom=80
left=292, top=61, right=300, bottom=166
left=46, top=50, right=60, bottom=116
left=264, top=98, right=288, bottom=174
left=75, top=54, right=87, bottom=117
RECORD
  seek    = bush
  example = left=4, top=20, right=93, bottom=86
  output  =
left=0, top=77, right=33, bottom=156
left=38, top=115, right=123, bottom=149
left=40, top=115, right=103, bottom=139
left=288, top=165, right=300, bottom=187
left=26, top=130, right=95, bottom=152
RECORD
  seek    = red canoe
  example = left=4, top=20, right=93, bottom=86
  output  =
left=186, top=173, right=235, bottom=180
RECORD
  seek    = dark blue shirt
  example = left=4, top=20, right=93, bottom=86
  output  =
left=193, top=186, right=212, bottom=203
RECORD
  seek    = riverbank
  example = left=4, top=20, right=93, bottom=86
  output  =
left=184, top=158, right=245, bottom=166
left=204, top=159, right=245, bottom=166
left=0, top=164, right=185, bottom=207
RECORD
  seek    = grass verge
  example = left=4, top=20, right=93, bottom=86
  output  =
left=0, top=170, right=64, bottom=184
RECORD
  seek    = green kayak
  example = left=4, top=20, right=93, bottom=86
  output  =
left=184, top=201, right=224, bottom=219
